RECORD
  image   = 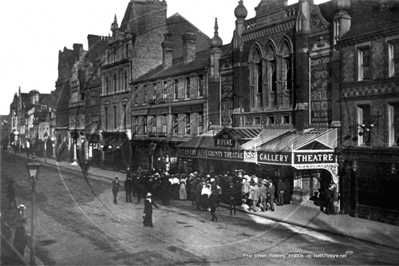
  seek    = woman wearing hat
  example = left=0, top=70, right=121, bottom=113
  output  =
left=143, top=192, right=159, bottom=227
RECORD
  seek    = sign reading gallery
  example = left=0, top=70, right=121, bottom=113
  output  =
left=257, top=152, right=291, bottom=165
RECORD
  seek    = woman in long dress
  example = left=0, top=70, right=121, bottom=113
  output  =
left=179, top=176, right=187, bottom=200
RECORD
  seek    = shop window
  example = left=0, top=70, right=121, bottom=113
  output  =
left=389, top=103, right=399, bottom=146
left=357, top=105, right=371, bottom=146
left=254, top=116, right=260, bottom=126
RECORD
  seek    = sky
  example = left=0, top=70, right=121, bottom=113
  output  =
left=0, top=0, right=329, bottom=115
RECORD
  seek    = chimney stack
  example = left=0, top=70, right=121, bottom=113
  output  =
left=182, top=32, right=197, bottom=64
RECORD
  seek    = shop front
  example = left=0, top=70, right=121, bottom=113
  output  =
left=178, top=127, right=339, bottom=210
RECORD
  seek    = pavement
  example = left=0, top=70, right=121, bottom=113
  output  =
left=3, top=149, right=399, bottom=256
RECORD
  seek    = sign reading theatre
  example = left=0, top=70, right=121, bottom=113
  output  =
left=294, top=152, right=335, bottom=164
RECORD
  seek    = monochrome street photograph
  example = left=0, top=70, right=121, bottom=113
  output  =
left=1, top=0, right=399, bottom=265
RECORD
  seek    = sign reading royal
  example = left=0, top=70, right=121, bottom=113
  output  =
left=294, top=152, right=335, bottom=164
left=214, top=134, right=235, bottom=147
left=207, top=149, right=244, bottom=161
left=258, top=152, right=291, bottom=165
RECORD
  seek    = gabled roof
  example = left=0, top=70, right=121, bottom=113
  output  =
left=257, top=128, right=336, bottom=152
left=338, top=0, right=399, bottom=41
left=133, top=56, right=209, bottom=84
left=215, top=127, right=263, bottom=141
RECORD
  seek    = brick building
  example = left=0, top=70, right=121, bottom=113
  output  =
left=130, top=16, right=219, bottom=172
left=177, top=0, right=341, bottom=208
left=55, top=44, right=83, bottom=161
left=335, top=0, right=399, bottom=224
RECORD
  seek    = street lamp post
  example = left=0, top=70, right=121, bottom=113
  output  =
left=352, top=160, right=358, bottom=218
left=44, top=135, right=48, bottom=162
left=149, top=142, right=157, bottom=171
left=26, top=154, right=41, bottom=266
left=126, top=129, right=132, bottom=169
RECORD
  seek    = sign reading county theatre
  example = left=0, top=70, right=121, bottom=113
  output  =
left=257, top=152, right=291, bottom=165
left=294, top=152, right=335, bottom=164
left=207, top=149, right=244, bottom=161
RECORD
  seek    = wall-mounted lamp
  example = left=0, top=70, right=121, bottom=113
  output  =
left=391, top=163, right=397, bottom=175
left=352, top=160, right=358, bottom=172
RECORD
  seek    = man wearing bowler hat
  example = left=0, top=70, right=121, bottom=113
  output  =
left=143, top=192, right=159, bottom=227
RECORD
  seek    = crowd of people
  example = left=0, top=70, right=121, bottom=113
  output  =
left=118, top=168, right=323, bottom=223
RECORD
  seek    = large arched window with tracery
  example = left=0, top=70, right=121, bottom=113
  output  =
left=266, top=43, right=277, bottom=108
left=281, top=39, right=293, bottom=106
left=249, top=46, right=263, bottom=108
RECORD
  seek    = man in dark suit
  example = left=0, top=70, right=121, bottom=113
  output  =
left=124, top=170, right=133, bottom=203
left=7, top=180, right=17, bottom=209
left=267, top=179, right=275, bottom=211
left=143, top=193, right=159, bottom=227
left=112, top=176, right=120, bottom=204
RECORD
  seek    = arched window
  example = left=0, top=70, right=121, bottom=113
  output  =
left=266, top=44, right=277, bottom=107
left=282, top=40, right=293, bottom=91
left=281, top=39, right=293, bottom=106
left=249, top=46, right=263, bottom=108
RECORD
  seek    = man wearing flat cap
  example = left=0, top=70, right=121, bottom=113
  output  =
left=143, top=192, right=159, bottom=227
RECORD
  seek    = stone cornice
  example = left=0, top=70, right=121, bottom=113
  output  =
left=242, top=21, right=295, bottom=42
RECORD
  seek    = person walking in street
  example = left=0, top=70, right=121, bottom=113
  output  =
left=112, top=175, right=120, bottom=204
left=259, top=179, right=268, bottom=212
left=7, top=180, right=17, bottom=209
left=143, top=193, right=159, bottom=227
left=14, top=218, right=27, bottom=257
left=277, top=179, right=286, bottom=206
left=179, top=174, right=187, bottom=200
left=267, top=179, right=275, bottom=211
left=124, top=171, right=133, bottom=203
left=209, top=191, right=218, bottom=222
left=226, top=182, right=237, bottom=215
